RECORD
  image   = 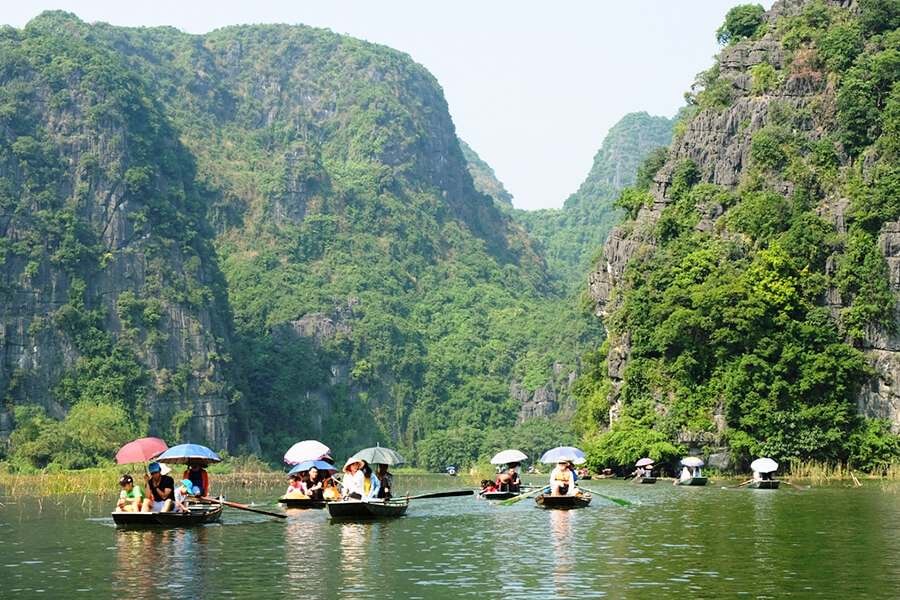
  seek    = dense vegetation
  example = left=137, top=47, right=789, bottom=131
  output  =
left=574, top=1, right=900, bottom=472
left=513, top=113, right=675, bottom=292
left=0, top=14, right=234, bottom=471
left=0, top=13, right=588, bottom=471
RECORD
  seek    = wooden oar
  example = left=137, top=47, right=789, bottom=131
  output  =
left=590, top=490, right=633, bottom=506
left=780, top=480, right=810, bottom=490
left=725, top=479, right=754, bottom=489
left=200, top=496, right=287, bottom=519
left=401, top=490, right=474, bottom=501
left=497, top=486, right=549, bottom=506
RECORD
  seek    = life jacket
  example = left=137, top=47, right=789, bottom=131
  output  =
left=552, top=468, right=570, bottom=482
left=183, top=469, right=208, bottom=496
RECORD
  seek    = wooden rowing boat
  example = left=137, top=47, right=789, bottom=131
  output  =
left=481, top=490, right=518, bottom=500
left=480, top=486, right=536, bottom=501
left=327, top=498, right=409, bottom=519
left=111, top=502, right=223, bottom=526
left=632, top=476, right=657, bottom=484
left=535, top=492, right=592, bottom=509
left=278, top=497, right=329, bottom=509
left=746, top=480, right=780, bottom=489
left=676, top=477, right=708, bottom=486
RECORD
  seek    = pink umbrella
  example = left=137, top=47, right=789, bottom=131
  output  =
left=116, top=437, right=169, bottom=465
left=635, top=457, right=655, bottom=467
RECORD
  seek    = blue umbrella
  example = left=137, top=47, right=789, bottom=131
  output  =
left=156, top=443, right=221, bottom=466
left=288, top=460, right=338, bottom=475
left=540, top=446, right=586, bottom=464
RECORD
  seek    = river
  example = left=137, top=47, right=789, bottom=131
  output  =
left=2, top=474, right=899, bottom=598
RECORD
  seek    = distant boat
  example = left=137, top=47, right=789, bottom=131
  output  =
left=676, top=477, right=708, bottom=486
left=535, top=492, right=592, bottom=509
left=327, top=498, right=409, bottom=519
left=746, top=480, right=780, bottom=489
left=112, top=502, right=223, bottom=527
left=446, top=466, right=457, bottom=476
left=481, top=490, right=519, bottom=501
left=632, top=476, right=657, bottom=484
left=278, top=498, right=329, bottom=509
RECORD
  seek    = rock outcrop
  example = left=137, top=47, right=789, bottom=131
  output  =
left=588, top=0, right=900, bottom=433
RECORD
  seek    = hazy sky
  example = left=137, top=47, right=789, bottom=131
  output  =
left=4, top=1, right=775, bottom=210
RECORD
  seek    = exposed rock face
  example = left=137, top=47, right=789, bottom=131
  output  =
left=588, top=0, right=900, bottom=433
left=0, top=33, right=240, bottom=451
left=511, top=381, right=558, bottom=422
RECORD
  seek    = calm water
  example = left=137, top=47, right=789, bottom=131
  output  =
left=2, top=475, right=899, bottom=598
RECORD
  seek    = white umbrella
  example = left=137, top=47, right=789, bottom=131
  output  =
left=490, top=449, right=528, bottom=465
left=539, top=446, right=586, bottom=464
left=283, top=440, right=330, bottom=465
left=750, top=457, right=778, bottom=473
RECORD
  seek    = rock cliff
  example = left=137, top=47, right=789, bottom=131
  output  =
left=0, top=18, right=246, bottom=451
left=589, top=0, right=900, bottom=434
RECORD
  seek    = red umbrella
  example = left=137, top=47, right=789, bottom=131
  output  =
left=116, top=437, right=169, bottom=465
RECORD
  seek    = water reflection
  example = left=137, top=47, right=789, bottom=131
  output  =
left=115, top=527, right=210, bottom=596
left=283, top=515, right=331, bottom=598
left=337, top=523, right=372, bottom=596
left=549, top=510, right=576, bottom=596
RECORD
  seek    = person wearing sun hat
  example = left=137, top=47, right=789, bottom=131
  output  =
left=550, top=460, right=576, bottom=496
left=144, top=462, right=176, bottom=512
left=341, top=458, right=367, bottom=499
left=171, top=478, right=195, bottom=513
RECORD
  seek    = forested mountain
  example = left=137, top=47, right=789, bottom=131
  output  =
left=461, top=113, right=675, bottom=291
left=459, top=139, right=514, bottom=209
left=513, top=113, right=675, bottom=291
left=578, top=0, right=900, bottom=471
left=0, top=11, right=590, bottom=470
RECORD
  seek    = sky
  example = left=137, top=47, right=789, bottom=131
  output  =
left=3, top=1, right=775, bottom=211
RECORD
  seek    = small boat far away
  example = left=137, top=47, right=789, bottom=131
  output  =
left=633, top=476, right=657, bottom=484
left=746, top=480, right=781, bottom=489
left=676, top=477, right=708, bottom=486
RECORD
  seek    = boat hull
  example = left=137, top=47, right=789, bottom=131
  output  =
left=278, top=498, right=328, bottom=509
left=676, top=477, right=708, bottom=486
left=481, top=491, right=518, bottom=501
left=633, top=477, right=657, bottom=484
left=746, top=480, right=780, bottom=489
left=535, top=493, right=591, bottom=509
left=112, top=502, right=223, bottom=527
left=327, top=499, right=409, bottom=519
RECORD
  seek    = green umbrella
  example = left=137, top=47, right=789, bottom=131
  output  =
left=347, top=445, right=406, bottom=466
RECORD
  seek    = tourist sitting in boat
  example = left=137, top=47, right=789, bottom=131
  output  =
left=477, top=479, right=498, bottom=498
left=496, top=465, right=521, bottom=493
left=182, top=461, right=209, bottom=497
left=301, top=467, right=326, bottom=500
left=342, top=459, right=368, bottom=499
left=753, top=470, right=773, bottom=481
left=375, top=463, right=393, bottom=499
left=362, top=463, right=381, bottom=498
left=322, top=475, right=341, bottom=500
left=550, top=461, right=576, bottom=496
left=144, top=461, right=176, bottom=512
left=174, top=479, right=193, bottom=512
left=116, top=474, right=151, bottom=512
left=283, top=473, right=305, bottom=498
